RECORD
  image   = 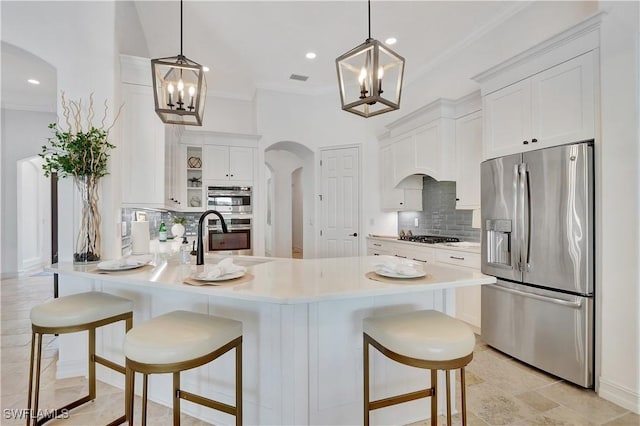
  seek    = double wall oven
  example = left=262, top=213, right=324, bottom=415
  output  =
left=207, top=186, right=252, bottom=255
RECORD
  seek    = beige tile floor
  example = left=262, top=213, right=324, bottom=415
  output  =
left=2, top=273, right=639, bottom=425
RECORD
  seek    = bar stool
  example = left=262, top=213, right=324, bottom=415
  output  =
left=363, top=309, right=475, bottom=426
left=27, top=291, right=134, bottom=426
left=123, top=310, right=242, bottom=426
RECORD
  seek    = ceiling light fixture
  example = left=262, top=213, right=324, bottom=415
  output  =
left=335, top=0, right=405, bottom=118
left=202, top=66, right=210, bottom=72
left=151, top=0, right=207, bottom=126
left=27, top=79, right=40, bottom=85
left=385, top=37, right=397, bottom=45
left=305, top=52, right=317, bottom=59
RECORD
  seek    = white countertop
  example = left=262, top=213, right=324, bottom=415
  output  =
left=49, top=254, right=495, bottom=305
left=367, top=235, right=481, bottom=254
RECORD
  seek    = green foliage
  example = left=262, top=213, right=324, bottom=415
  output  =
left=39, top=92, right=122, bottom=178
left=40, top=123, right=115, bottom=178
left=172, top=216, right=188, bottom=225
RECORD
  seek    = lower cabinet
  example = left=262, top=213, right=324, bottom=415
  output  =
left=366, top=238, right=482, bottom=330
left=435, top=249, right=482, bottom=331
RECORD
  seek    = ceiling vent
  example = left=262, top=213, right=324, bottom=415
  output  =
left=289, top=74, right=309, bottom=82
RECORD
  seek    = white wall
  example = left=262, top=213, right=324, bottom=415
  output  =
left=2, top=1, right=119, bottom=262
left=1, top=109, right=56, bottom=276
left=597, top=1, right=640, bottom=412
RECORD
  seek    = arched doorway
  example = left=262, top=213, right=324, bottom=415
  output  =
left=264, top=142, right=314, bottom=258
left=1, top=42, right=57, bottom=276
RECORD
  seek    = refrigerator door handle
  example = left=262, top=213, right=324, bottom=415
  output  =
left=488, top=284, right=583, bottom=308
left=524, top=166, right=532, bottom=272
left=513, top=163, right=521, bottom=272
left=518, top=163, right=527, bottom=272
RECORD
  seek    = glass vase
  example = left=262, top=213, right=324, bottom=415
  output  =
left=74, top=175, right=102, bottom=263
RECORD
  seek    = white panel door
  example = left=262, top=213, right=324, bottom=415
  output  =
left=320, top=147, right=360, bottom=258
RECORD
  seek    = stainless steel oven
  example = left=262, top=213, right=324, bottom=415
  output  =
left=208, top=217, right=252, bottom=255
left=207, top=186, right=252, bottom=214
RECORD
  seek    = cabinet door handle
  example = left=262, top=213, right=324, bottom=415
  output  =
left=373, top=243, right=382, bottom=247
left=349, top=233, right=358, bottom=237
left=394, top=254, right=407, bottom=258
left=373, top=253, right=380, bottom=256
left=230, top=174, right=234, bottom=177
left=225, top=174, right=229, bottom=177
left=523, top=140, right=529, bottom=145
left=532, top=138, right=538, bottom=143
left=399, top=202, right=404, bottom=205
left=412, top=258, right=427, bottom=263
left=450, top=256, right=465, bottom=260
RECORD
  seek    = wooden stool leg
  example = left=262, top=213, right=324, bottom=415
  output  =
left=461, top=367, right=467, bottom=426
left=27, top=332, right=37, bottom=426
left=125, top=367, right=134, bottom=426
left=173, top=372, right=181, bottom=426
left=430, top=369, right=437, bottom=426
left=363, top=335, right=370, bottom=426
left=236, top=339, right=242, bottom=426
left=141, top=374, right=148, bottom=426
left=446, top=370, right=452, bottom=426
left=33, top=333, right=44, bottom=426
left=88, top=328, right=96, bottom=400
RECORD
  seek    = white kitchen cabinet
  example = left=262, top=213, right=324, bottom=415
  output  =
left=483, top=51, right=595, bottom=160
left=389, top=118, right=456, bottom=184
left=380, top=145, right=422, bottom=211
left=121, top=83, right=169, bottom=208
left=455, top=110, right=482, bottom=209
left=434, top=248, right=482, bottom=331
left=203, top=145, right=254, bottom=185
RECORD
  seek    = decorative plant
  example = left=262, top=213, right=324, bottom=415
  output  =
left=39, top=92, right=123, bottom=262
left=172, top=216, right=187, bottom=226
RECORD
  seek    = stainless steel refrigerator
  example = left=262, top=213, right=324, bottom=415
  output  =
left=481, top=141, right=594, bottom=388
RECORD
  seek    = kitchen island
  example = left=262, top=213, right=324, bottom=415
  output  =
left=49, top=254, right=495, bottom=425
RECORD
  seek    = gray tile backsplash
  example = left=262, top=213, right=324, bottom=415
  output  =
left=398, top=176, right=480, bottom=242
left=121, top=208, right=202, bottom=254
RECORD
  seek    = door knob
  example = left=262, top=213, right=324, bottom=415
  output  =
left=349, top=233, right=358, bottom=237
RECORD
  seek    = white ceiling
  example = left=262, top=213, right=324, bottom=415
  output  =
left=133, top=1, right=521, bottom=100
left=0, top=1, right=529, bottom=110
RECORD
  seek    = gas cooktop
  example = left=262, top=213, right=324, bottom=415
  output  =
left=398, top=235, right=460, bottom=244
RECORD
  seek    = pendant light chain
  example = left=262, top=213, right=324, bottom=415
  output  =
left=180, top=0, right=183, bottom=57
left=367, top=0, right=371, bottom=41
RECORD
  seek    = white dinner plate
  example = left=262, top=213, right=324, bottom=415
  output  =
left=189, top=271, right=245, bottom=282
left=374, top=269, right=426, bottom=279
left=97, top=260, right=148, bottom=271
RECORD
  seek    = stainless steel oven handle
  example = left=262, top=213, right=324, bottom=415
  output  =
left=489, top=284, right=583, bottom=308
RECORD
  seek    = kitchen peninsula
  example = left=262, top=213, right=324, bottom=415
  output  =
left=49, top=255, right=495, bottom=425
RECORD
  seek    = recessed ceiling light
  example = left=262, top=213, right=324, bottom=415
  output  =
left=27, top=79, right=40, bottom=85
left=385, top=37, right=397, bottom=45
left=202, top=66, right=210, bottom=72
left=305, top=52, right=317, bottom=60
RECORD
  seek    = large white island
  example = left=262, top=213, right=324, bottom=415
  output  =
left=49, top=254, right=495, bottom=425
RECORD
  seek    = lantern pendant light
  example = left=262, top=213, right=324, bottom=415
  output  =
left=336, top=0, right=405, bottom=118
left=151, top=0, right=207, bottom=126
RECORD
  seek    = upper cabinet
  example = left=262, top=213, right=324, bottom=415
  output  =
left=474, top=15, right=601, bottom=160
left=182, top=131, right=260, bottom=188
left=380, top=145, right=422, bottom=211
left=120, top=56, right=178, bottom=209
left=455, top=110, right=482, bottom=209
left=483, top=52, right=595, bottom=159
left=203, top=145, right=254, bottom=184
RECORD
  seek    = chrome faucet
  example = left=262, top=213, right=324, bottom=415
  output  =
left=196, top=210, right=229, bottom=265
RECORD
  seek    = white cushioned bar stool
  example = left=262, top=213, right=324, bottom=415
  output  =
left=27, top=291, right=134, bottom=426
left=123, top=310, right=243, bottom=426
left=363, top=310, right=475, bottom=426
